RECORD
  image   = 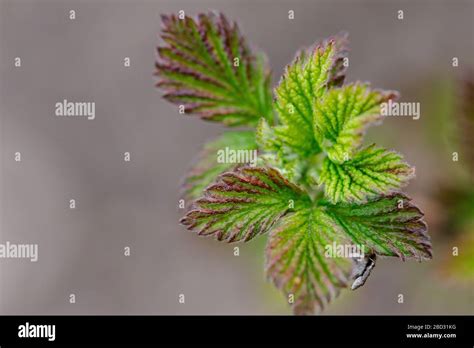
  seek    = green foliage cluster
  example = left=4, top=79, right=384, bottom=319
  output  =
left=155, top=12, right=431, bottom=314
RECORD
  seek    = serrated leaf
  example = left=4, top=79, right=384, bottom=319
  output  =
left=181, top=166, right=310, bottom=242
left=325, top=33, right=350, bottom=89
left=269, top=33, right=349, bottom=156
left=266, top=209, right=355, bottom=314
left=319, top=144, right=414, bottom=204
left=324, top=193, right=432, bottom=260
left=155, top=12, right=273, bottom=126
left=313, top=83, right=398, bottom=163
left=266, top=193, right=431, bottom=314
left=183, top=131, right=257, bottom=201
left=256, top=34, right=348, bottom=182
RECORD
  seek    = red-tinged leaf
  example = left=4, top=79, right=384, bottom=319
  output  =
left=180, top=166, right=310, bottom=242
left=266, top=193, right=431, bottom=315
left=156, top=12, right=273, bottom=126
left=266, top=209, right=355, bottom=314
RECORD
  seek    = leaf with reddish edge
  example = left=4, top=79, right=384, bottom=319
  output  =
left=266, top=208, right=355, bottom=315
left=180, top=166, right=310, bottom=242
left=266, top=193, right=431, bottom=315
left=156, top=12, right=273, bottom=127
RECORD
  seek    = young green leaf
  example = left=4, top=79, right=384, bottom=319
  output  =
left=267, top=33, right=349, bottom=157
left=256, top=34, right=349, bottom=182
left=324, top=193, right=432, bottom=260
left=183, top=131, right=257, bottom=201
left=160, top=21, right=434, bottom=315
left=313, top=83, right=398, bottom=164
left=155, top=12, right=273, bottom=126
left=266, top=208, right=354, bottom=315
left=181, top=166, right=310, bottom=242
left=319, top=144, right=414, bottom=204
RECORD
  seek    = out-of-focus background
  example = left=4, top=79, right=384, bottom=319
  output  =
left=0, top=0, right=473, bottom=314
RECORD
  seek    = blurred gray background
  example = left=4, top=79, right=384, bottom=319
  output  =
left=0, top=0, right=473, bottom=314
